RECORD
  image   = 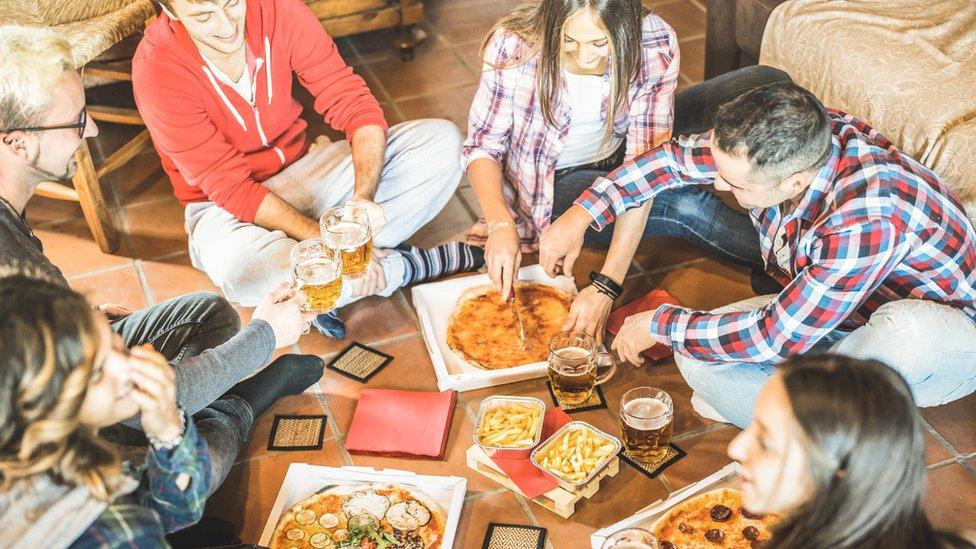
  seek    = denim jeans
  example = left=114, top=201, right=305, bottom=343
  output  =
left=675, top=295, right=976, bottom=428
left=185, top=119, right=463, bottom=307
left=108, top=293, right=261, bottom=495
left=550, top=65, right=791, bottom=269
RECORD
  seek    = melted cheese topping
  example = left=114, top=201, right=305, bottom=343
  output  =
left=447, top=284, right=571, bottom=370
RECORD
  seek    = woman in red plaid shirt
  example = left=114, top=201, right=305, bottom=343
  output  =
left=463, top=0, right=789, bottom=341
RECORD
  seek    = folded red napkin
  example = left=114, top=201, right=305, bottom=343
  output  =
left=490, top=408, right=573, bottom=499
left=606, top=289, right=680, bottom=362
left=345, top=389, right=457, bottom=459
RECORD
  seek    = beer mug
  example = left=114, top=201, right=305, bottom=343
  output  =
left=547, top=331, right=617, bottom=406
left=601, top=528, right=660, bottom=549
left=619, top=387, right=674, bottom=462
left=320, top=204, right=373, bottom=279
left=290, top=238, right=343, bottom=313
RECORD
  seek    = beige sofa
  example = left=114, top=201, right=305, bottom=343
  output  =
left=759, top=0, right=976, bottom=219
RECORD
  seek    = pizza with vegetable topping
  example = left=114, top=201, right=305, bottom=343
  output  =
left=270, top=483, right=447, bottom=548
left=651, top=488, right=780, bottom=548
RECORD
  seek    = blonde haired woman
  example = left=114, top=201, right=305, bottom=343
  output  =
left=464, top=0, right=790, bottom=341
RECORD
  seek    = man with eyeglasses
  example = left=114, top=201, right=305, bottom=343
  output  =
left=542, top=82, right=976, bottom=428
left=0, top=23, right=330, bottom=511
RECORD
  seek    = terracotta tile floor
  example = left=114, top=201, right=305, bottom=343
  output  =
left=36, top=0, right=976, bottom=546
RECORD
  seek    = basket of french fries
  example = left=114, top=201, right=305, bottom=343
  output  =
left=473, top=396, right=546, bottom=459
left=530, top=421, right=622, bottom=491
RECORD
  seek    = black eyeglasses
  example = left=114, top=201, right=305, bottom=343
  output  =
left=1, top=109, right=88, bottom=138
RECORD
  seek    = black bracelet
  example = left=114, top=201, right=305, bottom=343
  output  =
left=589, top=271, right=622, bottom=300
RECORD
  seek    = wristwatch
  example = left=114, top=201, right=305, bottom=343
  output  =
left=148, top=407, right=187, bottom=452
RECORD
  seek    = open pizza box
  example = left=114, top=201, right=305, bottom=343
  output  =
left=411, top=264, right=578, bottom=392
left=590, top=462, right=743, bottom=548
left=258, top=464, right=467, bottom=548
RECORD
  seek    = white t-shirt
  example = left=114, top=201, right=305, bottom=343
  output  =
left=203, top=55, right=254, bottom=104
left=555, top=70, right=624, bottom=169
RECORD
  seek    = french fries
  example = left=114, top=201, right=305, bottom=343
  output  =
left=533, top=426, right=617, bottom=483
left=477, top=402, right=543, bottom=448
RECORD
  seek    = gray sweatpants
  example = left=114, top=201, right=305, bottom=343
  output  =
left=185, top=119, right=463, bottom=306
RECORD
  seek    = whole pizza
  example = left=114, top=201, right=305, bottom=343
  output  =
left=446, top=282, right=572, bottom=370
left=651, top=488, right=779, bottom=548
left=270, top=483, right=447, bottom=548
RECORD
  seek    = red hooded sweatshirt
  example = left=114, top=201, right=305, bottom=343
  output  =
left=132, top=0, right=388, bottom=222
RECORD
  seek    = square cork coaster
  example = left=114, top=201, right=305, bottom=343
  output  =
left=546, top=382, right=607, bottom=413
left=326, top=342, right=393, bottom=383
left=268, top=415, right=327, bottom=451
left=618, top=443, right=687, bottom=479
left=482, top=523, right=547, bottom=549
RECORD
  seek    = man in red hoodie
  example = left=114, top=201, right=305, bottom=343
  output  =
left=133, top=0, right=483, bottom=337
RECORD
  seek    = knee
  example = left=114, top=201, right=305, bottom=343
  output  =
left=745, top=65, right=793, bottom=85
left=199, top=292, right=241, bottom=334
left=219, top=259, right=286, bottom=307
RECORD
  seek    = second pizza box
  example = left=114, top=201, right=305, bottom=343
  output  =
left=411, top=264, right=577, bottom=392
left=590, top=462, right=743, bottom=548
left=259, top=464, right=467, bottom=548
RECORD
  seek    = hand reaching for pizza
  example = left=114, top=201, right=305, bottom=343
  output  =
left=539, top=205, right=590, bottom=278
left=486, top=223, right=522, bottom=300
left=563, top=285, right=613, bottom=345
left=610, top=309, right=658, bottom=366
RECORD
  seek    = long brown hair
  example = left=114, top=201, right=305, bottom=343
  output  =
left=481, top=0, right=645, bottom=139
left=770, top=355, right=973, bottom=548
left=0, top=275, right=124, bottom=501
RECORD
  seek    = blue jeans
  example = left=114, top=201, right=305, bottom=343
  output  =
left=106, top=293, right=256, bottom=495
left=674, top=296, right=976, bottom=428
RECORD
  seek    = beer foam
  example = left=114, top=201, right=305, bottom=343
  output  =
left=623, top=397, right=671, bottom=430
left=325, top=221, right=369, bottom=249
left=554, top=346, right=591, bottom=360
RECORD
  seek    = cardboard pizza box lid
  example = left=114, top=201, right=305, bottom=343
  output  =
left=589, top=462, right=743, bottom=548
left=259, top=464, right=467, bottom=547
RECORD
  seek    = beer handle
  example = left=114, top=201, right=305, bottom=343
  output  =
left=593, top=351, right=617, bottom=385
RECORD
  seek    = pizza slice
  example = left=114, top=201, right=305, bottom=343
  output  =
left=651, top=488, right=779, bottom=548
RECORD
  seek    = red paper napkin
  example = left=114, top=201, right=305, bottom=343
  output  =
left=490, top=408, right=573, bottom=499
left=606, top=289, right=680, bottom=362
left=345, top=389, right=457, bottom=459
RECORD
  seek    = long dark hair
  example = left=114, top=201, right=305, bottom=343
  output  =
left=0, top=275, right=124, bottom=500
left=770, top=355, right=973, bottom=548
left=481, top=0, right=645, bottom=138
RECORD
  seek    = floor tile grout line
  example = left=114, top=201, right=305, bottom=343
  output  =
left=133, top=259, right=155, bottom=306
left=389, top=79, right=479, bottom=105
left=65, top=260, right=136, bottom=281
left=643, top=256, right=709, bottom=277
left=960, top=459, right=976, bottom=480
left=672, top=421, right=732, bottom=442
left=677, top=33, right=706, bottom=44
left=921, top=417, right=962, bottom=457
left=687, top=0, right=707, bottom=14
left=928, top=458, right=958, bottom=471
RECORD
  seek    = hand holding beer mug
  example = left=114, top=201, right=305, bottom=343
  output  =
left=601, top=528, right=660, bottom=549
left=320, top=204, right=373, bottom=279
left=547, top=331, right=616, bottom=406
left=290, top=238, right=343, bottom=313
left=619, top=387, right=673, bottom=462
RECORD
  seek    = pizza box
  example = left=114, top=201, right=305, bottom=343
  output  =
left=258, top=464, right=467, bottom=548
left=589, top=462, right=743, bottom=548
left=411, top=264, right=578, bottom=392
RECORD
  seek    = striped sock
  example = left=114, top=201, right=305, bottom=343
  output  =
left=397, top=242, right=486, bottom=286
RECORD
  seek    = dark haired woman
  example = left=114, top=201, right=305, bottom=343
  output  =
left=0, top=276, right=322, bottom=547
left=463, top=0, right=789, bottom=342
left=728, top=354, right=975, bottom=549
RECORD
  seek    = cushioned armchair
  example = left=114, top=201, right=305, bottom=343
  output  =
left=704, top=0, right=785, bottom=80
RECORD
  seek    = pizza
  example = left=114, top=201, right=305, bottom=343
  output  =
left=446, top=282, right=572, bottom=370
left=651, top=488, right=780, bottom=548
left=270, top=483, right=447, bottom=549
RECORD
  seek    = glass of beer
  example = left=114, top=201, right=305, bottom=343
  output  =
left=290, top=238, right=343, bottom=313
left=547, top=331, right=617, bottom=406
left=601, top=528, right=660, bottom=549
left=320, top=204, right=373, bottom=279
left=619, top=387, right=674, bottom=462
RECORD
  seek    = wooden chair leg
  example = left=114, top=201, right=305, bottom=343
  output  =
left=73, top=141, right=121, bottom=253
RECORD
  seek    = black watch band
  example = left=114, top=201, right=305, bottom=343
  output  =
left=589, top=271, right=623, bottom=300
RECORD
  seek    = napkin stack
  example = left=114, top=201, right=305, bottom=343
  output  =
left=345, top=389, right=457, bottom=459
